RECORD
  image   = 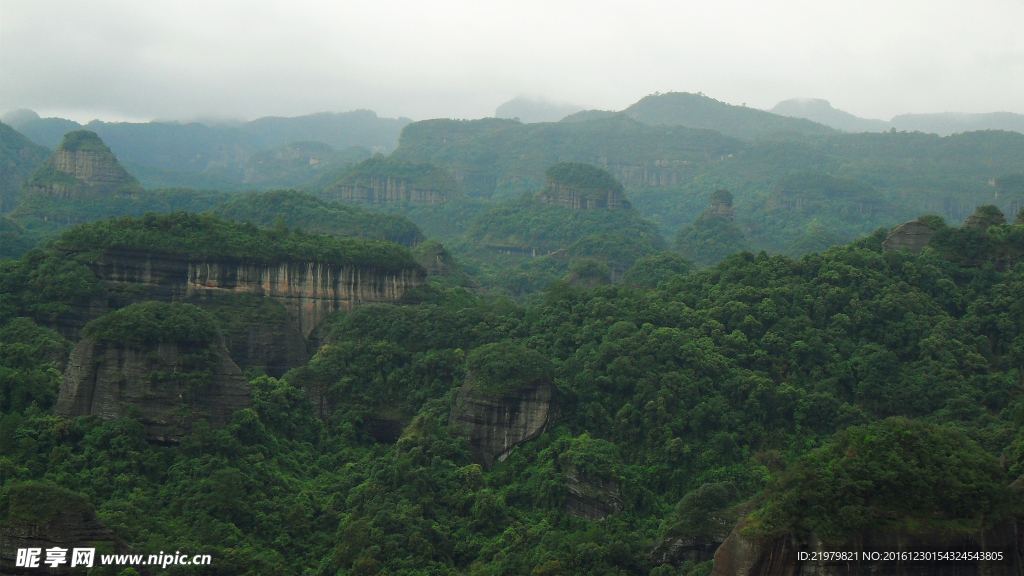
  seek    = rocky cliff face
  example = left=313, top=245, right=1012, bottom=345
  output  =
left=564, top=466, right=624, bottom=520
left=882, top=218, right=939, bottom=254
left=24, top=130, right=142, bottom=200
left=82, top=249, right=425, bottom=338
left=328, top=176, right=451, bottom=204
left=652, top=509, right=739, bottom=567
left=56, top=337, right=251, bottom=443
left=710, top=517, right=1022, bottom=576
left=538, top=183, right=630, bottom=210
left=1, top=484, right=146, bottom=576
left=448, top=379, right=556, bottom=470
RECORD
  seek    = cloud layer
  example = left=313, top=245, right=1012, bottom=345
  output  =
left=2, top=0, right=1022, bottom=123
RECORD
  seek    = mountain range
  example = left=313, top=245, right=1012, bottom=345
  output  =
left=771, top=97, right=1024, bottom=136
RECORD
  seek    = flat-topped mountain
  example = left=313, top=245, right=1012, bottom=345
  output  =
left=537, top=162, right=630, bottom=210
left=321, top=155, right=458, bottom=204
left=23, top=130, right=142, bottom=200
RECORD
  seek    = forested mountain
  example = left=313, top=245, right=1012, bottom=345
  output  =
left=5, top=110, right=410, bottom=190
left=771, top=98, right=1024, bottom=136
left=2, top=206, right=1022, bottom=575
left=0, top=121, right=49, bottom=213
left=383, top=113, right=1024, bottom=258
left=621, top=92, right=837, bottom=139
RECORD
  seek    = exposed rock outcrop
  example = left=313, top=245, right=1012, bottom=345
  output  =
left=328, top=177, right=452, bottom=204
left=56, top=337, right=250, bottom=443
left=81, top=248, right=425, bottom=338
left=707, top=189, right=735, bottom=220
left=211, top=299, right=309, bottom=378
left=653, top=508, right=741, bottom=567
left=537, top=162, right=631, bottom=210
left=448, top=343, right=558, bottom=469
left=1, top=484, right=147, bottom=576
left=23, top=130, right=142, bottom=200
left=323, top=156, right=458, bottom=204
left=449, top=380, right=556, bottom=469
left=564, top=466, right=624, bottom=520
left=882, top=218, right=940, bottom=254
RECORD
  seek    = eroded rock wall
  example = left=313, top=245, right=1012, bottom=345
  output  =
left=882, top=219, right=938, bottom=254
left=83, top=249, right=425, bottom=337
left=448, top=382, right=556, bottom=469
left=329, top=177, right=451, bottom=204
left=564, top=466, right=624, bottom=521
left=538, top=184, right=629, bottom=210
left=56, top=338, right=251, bottom=443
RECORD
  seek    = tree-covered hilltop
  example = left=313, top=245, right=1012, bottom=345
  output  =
left=2, top=213, right=1022, bottom=574
left=622, top=92, right=837, bottom=139
left=55, top=211, right=419, bottom=271
left=212, top=189, right=425, bottom=246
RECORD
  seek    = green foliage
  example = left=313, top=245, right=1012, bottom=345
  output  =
left=622, top=251, right=694, bottom=288
left=213, top=189, right=424, bottom=246
left=749, top=418, right=1017, bottom=541
left=544, top=162, right=624, bottom=197
left=464, top=341, right=554, bottom=394
left=565, top=258, right=611, bottom=287
left=0, top=318, right=70, bottom=413
left=0, top=122, right=50, bottom=213
left=1, top=482, right=93, bottom=522
left=0, top=248, right=104, bottom=323
left=55, top=211, right=419, bottom=271
left=83, top=301, right=220, bottom=348
left=56, top=130, right=112, bottom=153
left=661, top=482, right=738, bottom=538
left=1, top=221, right=1022, bottom=575
left=675, top=210, right=748, bottom=267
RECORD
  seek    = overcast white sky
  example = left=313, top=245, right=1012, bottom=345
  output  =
left=2, top=0, right=1022, bottom=123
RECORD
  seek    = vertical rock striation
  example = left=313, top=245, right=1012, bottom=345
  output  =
left=82, top=249, right=425, bottom=338
left=328, top=176, right=452, bottom=204
left=449, top=381, right=556, bottom=469
left=56, top=337, right=251, bottom=443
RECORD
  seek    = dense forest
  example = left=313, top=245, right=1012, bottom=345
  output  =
left=2, top=198, right=1024, bottom=574
left=2, top=103, right=1024, bottom=575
